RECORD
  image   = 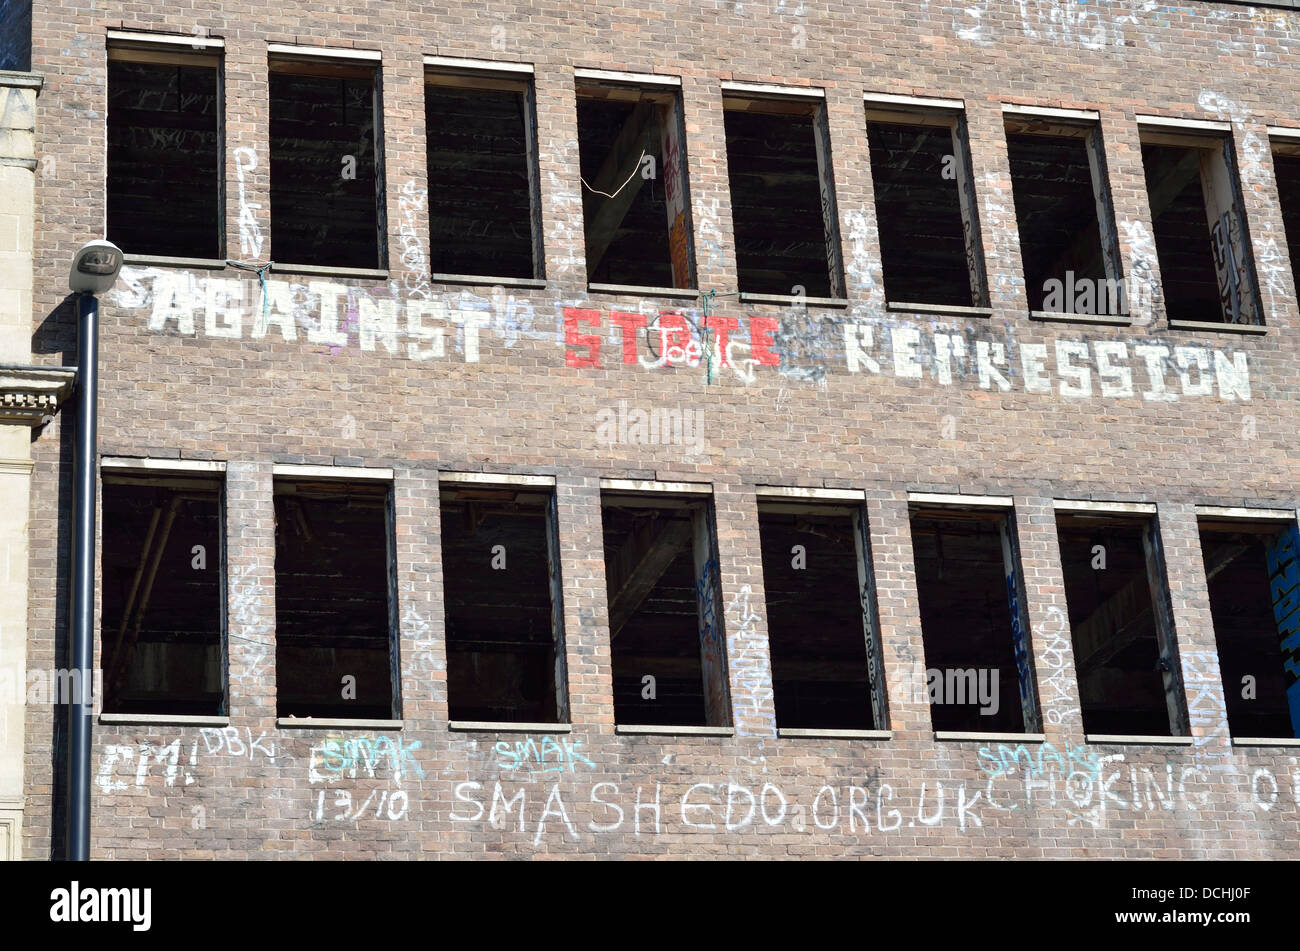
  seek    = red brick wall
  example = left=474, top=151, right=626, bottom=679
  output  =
left=20, top=0, right=1300, bottom=858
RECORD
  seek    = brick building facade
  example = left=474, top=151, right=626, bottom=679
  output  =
left=7, top=0, right=1300, bottom=858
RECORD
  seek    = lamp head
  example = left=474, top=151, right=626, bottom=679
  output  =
left=68, top=240, right=124, bottom=295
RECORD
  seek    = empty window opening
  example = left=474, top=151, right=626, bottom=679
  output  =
left=274, top=480, right=396, bottom=719
left=1005, top=118, right=1123, bottom=314
left=440, top=484, right=568, bottom=723
left=866, top=108, right=987, bottom=309
left=602, top=492, right=729, bottom=726
left=723, top=95, right=843, bottom=298
left=577, top=81, right=693, bottom=289
left=757, top=502, right=887, bottom=730
left=107, top=45, right=222, bottom=259
left=1271, top=141, right=1300, bottom=281
left=101, top=474, right=224, bottom=715
left=269, top=56, right=384, bottom=269
left=425, top=71, right=542, bottom=280
left=1199, top=519, right=1300, bottom=739
left=1056, top=513, right=1185, bottom=737
left=909, top=507, right=1037, bottom=733
left=1141, top=129, right=1262, bottom=324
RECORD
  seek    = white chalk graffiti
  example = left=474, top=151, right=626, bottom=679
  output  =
left=96, top=728, right=276, bottom=794
left=227, top=562, right=272, bottom=696
left=397, top=180, right=432, bottom=301
left=1120, top=219, right=1161, bottom=328
left=1036, top=605, right=1080, bottom=729
left=232, top=147, right=263, bottom=260
left=726, top=585, right=778, bottom=738
left=400, top=596, right=441, bottom=704
left=940, top=0, right=1300, bottom=62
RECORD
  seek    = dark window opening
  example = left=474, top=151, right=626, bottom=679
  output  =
left=577, top=83, right=693, bottom=289
left=269, top=59, right=383, bottom=268
left=757, top=503, right=883, bottom=730
left=274, top=480, right=395, bottom=719
left=1272, top=147, right=1300, bottom=281
left=425, top=75, right=540, bottom=280
left=909, top=507, right=1032, bottom=734
left=1057, top=513, right=1180, bottom=736
left=107, top=50, right=222, bottom=260
left=1200, top=520, right=1300, bottom=739
left=723, top=97, right=842, bottom=298
left=603, top=493, right=728, bottom=726
left=1141, top=134, right=1261, bottom=324
left=101, top=475, right=224, bottom=715
left=866, top=114, right=984, bottom=308
left=1006, top=122, right=1120, bottom=314
left=440, top=484, right=567, bottom=723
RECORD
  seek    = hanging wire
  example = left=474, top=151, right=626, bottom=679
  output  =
left=581, top=150, right=649, bottom=199
left=227, top=259, right=274, bottom=320
left=696, top=287, right=742, bottom=385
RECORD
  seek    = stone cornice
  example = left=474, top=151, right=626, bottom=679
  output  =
left=0, top=71, right=43, bottom=92
left=0, top=365, right=75, bottom=426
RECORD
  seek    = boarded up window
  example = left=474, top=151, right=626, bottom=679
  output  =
left=274, top=480, right=397, bottom=720
left=101, top=474, right=224, bottom=715
left=425, top=70, right=541, bottom=280
left=602, top=492, right=729, bottom=726
left=106, top=46, right=222, bottom=260
left=577, top=80, right=693, bottom=290
left=440, top=483, right=568, bottom=723
left=757, top=500, right=887, bottom=730
left=723, top=94, right=843, bottom=298
left=269, top=56, right=384, bottom=269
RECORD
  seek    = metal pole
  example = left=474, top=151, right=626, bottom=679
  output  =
left=66, top=290, right=98, bottom=861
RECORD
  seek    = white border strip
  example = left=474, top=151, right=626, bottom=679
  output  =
left=272, top=464, right=394, bottom=481
left=614, top=724, right=735, bottom=736
left=1195, top=505, right=1297, bottom=521
left=99, top=713, right=230, bottom=726
left=1054, top=499, right=1157, bottom=515
left=936, top=731, right=1047, bottom=743
left=864, top=91, right=962, bottom=111
left=780, top=728, right=893, bottom=740
left=575, top=67, right=679, bottom=86
left=1002, top=103, right=1099, bottom=122
left=276, top=718, right=403, bottom=730
left=908, top=492, right=1013, bottom=509
left=755, top=485, right=864, bottom=501
left=448, top=721, right=572, bottom=733
left=268, top=42, right=381, bottom=61
left=1086, top=734, right=1194, bottom=746
left=1267, top=125, right=1300, bottom=141
left=102, top=457, right=226, bottom=473
left=600, top=478, right=712, bottom=495
left=107, top=29, right=224, bottom=49
left=1136, top=114, right=1231, bottom=132
left=439, top=471, right=555, bottom=487
left=425, top=54, right=533, bottom=74
left=722, top=80, right=823, bottom=100
left=1232, top=736, right=1300, bottom=747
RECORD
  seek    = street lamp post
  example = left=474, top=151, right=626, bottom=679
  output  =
left=65, top=239, right=123, bottom=862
